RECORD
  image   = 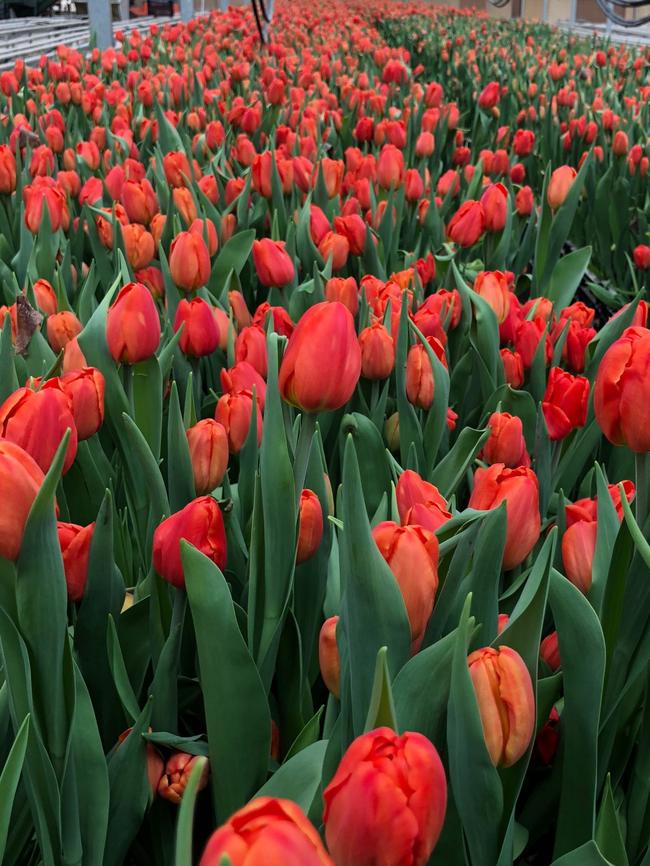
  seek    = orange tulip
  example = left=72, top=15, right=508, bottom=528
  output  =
left=169, top=231, right=211, bottom=293
left=474, top=271, right=510, bottom=324
left=406, top=336, right=446, bottom=410
left=359, top=320, right=395, bottom=380
left=186, top=419, right=229, bottom=495
left=324, top=277, right=359, bottom=316
left=47, top=311, right=83, bottom=353
left=158, top=752, right=209, bottom=805
left=122, top=223, right=155, bottom=270
left=396, top=470, right=451, bottom=532
left=547, top=165, right=576, bottom=209
left=561, top=519, right=597, bottom=593
left=468, top=645, right=535, bottom=767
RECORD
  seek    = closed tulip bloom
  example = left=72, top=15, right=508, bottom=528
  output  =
left=540, top=631, right=561, bottom=671
left=359, top=321, right=395, bottom=380
left=121, top=178, right=159, bottom=224
left=220, top=362, right=267, bottom=411
left=106, top=282, right=161, bottom=364
left=561, top=519, right=597, bottom=593
left=215, top=389, right=263, bottom=453
left=372, top=521, right=439, bottom=652
left=594, top=327, right=650, bottom=451
left=404, top=168, right=425, bottom=202
left=633, top=245, right=650, bottom=270
left=47, top=311, right=83, bottom=353
left=480, top=183, right=508, bottom=232
left=0, top=386, right=78, bottom=474
left=57, top=521, right=94, bottom=602
left=447, top=200, right=485, bottom=247
left=547, top=165, right=576, bottom=209
left=235, top=325, right=268, bottom=378
left=173, top=187, right=198, bottom=226
left=515, top=185, right=534, bottom=217
left=377, top=143, right=405, bottom=190
left=0, top=440, right=45, bottom=560
left=189, top=218, right=219, bottom=257
left=63, top=337, right=87, bottom=373
left=279, top=301, right=361, bottom=412
left=482, top=412, right=530, bottom=468
left=228, top=290, right=253, bottom=331
left=297, top=489, right=324, bottom=563
left=187, top=419, right=229, bottom=494
left=320, top=158, right=344, bottom=198
left=478, top=81, right=501, bottom=109
left=325, top=276, right=359, bottom=316
left=319, top=615, right=340, bottom=698
left=542, top=367, right=589, bottom=440
left=0, top=144, right=16, bottom=194
left=199, top=797, right=333, bottom=866
left=415, top=131, right=435, bottom=158
left=33, top=278, right=58, bottom=316
left=613, top=130, right=629, bottom=157
left=396, top=470, right=451, bottom=532
left=468, top=646, right=535, bottom=767
left=333, top=215, right=366, bottom=256
left=253, top=238, right=295, bottom=288
left=23, top=176, right=69, bottom=233
left=169, top=231, right=211, bottom=292
left=323, top=727, right=447, bottom=866
left=319, top=231, right=349, bottom=270
left=469, top=464, right=541, bottom=570
left=122, top=224, right=155, bottom=270
left=45, top=368, right=105, bottom=440
left=406, top=336, right=447, bottom=410
left=474, top=271, right=510, bottom=324
left=174, top=298, right=220, bottom=358
left=158, top=752, right=209, bottom=805
left=153, top=496, right=227, bottom=589
left=501, top=348, right=525, bottom=388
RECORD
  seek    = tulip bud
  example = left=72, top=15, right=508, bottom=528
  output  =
left=199, top=797, right=333, bottom=866
left=480, top=183, right=508, bottom=233
left=377, top=143, right=405, bottom=190
left=372, top=521, right=439, bottom=652
left=152, top=496, right=227, bottom=589
left=319, top=615, right=340, bottom=698
left=252, top=238, right=295, bottom=288
left=0, top=440, right=45, bottom=560
left=220, top=361, right=266, bottom=410
left=542, top=367, right=589, bottom=440
left=0, top=386, right=77, bottom=474
left=333, top=214, right=366, bottom=256
left=174, top=298, right=220, bottom=358
left=474, top=271, right=510, bottom=323
left=547, top=165, right=576, bottom=209
left=540, top=631, right=561, bottom=670
left=406, top=336, right=446, bottom=410
left=45, top=368, right=105, bottom=441
left=106, top=282, right=161, bottom=364
left=323, top=728, right=447, bottom=866
left=319, top=231, right=349, bottom=271
left=187, top=419, right=229, bottom=495
left=324, top=276, right=359, bottom=316
left=500, top=348, right=524, bottom=388
left=47, top=311, right=82, bottom=353
left=235, top=325, right=268, bottom=378
left=594, top=326, right=650, bottom=452
left=63, top=337, right=87, bottom=373
left=57, top=521, right=94, bottom=602
left=396, top=470, right=451, bottom=532
left=33, top=278, right=58, bottom=316
left=122, top=224, right=155, bottom=270
left=469, top=464, right=541, bottom=570
left=515, top=185, right=534, bottom=217
left=215, top=389, right=263, bottom=453
left=279, top=302, right=361, bottom=412
left=447, top=200, right=485, bottom=247
left=158, top=752, right=209, bottom=804
left=0, top=144, right=17, bottom=194
left=297, top=489, right=324, bottom=564
left=359, top=321, right=395, bottom=380
left=481, top=412, right=530, bottom=468
left=633, top=245, right=650, bottom=270
left=561, top=518, right=596, bottom=593
left=612, top=130, right=628, bottom=157
left=468, top=646, right=535, bottom=767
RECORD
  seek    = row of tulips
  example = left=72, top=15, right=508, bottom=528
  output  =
left=0, top=2, right=649, bottom=866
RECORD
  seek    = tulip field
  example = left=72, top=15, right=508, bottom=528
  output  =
left=3, top=0, right=650, bottom=863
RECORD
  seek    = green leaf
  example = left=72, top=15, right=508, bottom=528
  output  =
left=106, top=615, right=141, bottom=723
left=551, top=841, right=615, bottom=866
left=546, top=246, right=592, bottom=310
left=213, top=229, right=255, bottom=286
left=549, top=570, right=606, bottom=858
left=132, top=356, right=163, bottom=461
left=0, top=714, right=30, bottom=864
left=174, top=756, right=209, bottom=866
left=166, top=381, right=196, bottom=511
left=595, top=776, right=629, bottom=866
left=338, top=435, right=411, bottom=735
left=255, top=740, right=327, bottom=814
left=430, top=426, right=489, bottom=498
left=364, top=647, right=398, bottom=732
left=183, top=543, right=270, bottom=820
left=394, top=294, right=424, bottom=470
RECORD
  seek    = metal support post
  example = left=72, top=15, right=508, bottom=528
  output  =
left=180, top=0, right=192, bottom=20
left=88, top=0, right=112, bottom=50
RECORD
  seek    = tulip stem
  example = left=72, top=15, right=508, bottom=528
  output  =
left=635, top=452, right=650, bottom=537
left=293, top=412, right=317, bottom=501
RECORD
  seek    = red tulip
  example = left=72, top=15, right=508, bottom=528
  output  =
left=153, top=496, right=227, bottom=589
left=542, top=367, right=589, bottom=440
left=252, top=238, right=295, bottom=288
left=158, top=752, right=209, bottom=804
left=323, top=727, right=447, bottom=866
left=174, top=298, right=220, bottom=358
left=220, top=362, right=266, bottom=411
left=0, top=440, right=45, bottom=560
left=372, top=521, right=439, bottom=652
left=324, top=277, right=359, bottom=316
left=297, top=489, right=323, bottom=563
left=540, top=632, right=561, bottom=671
left=215, top=389, right=263, bottom=453
left=633, top=245, right=650, bottom=270
left=377, top=143, right=404, bottom=190
left=333, top=215, right=366, bottom=256
left=359, top=321, right=395, bottom=380
left=469, top=464, right=541, bottom=570
left=406, top=336, right=447, bottom=410
left=279, top=301, right=361, bottom=412
left=561, top=519, right=597, bottom=593
left=480, top=183, right=508, bottom=232
left=122, top=224, right=155, bottom=270
left=319, top=615, right=340, bottom=697
left=235, top=325, right=268, bottom=378
left=0, top=386, right=77, bottom=474
left=106, top=282, right=161, bottom=364
left=186, top=419, right=229, bottom=495
left=169, top=231, right=211, bottom=292
left=468, top=646, right=535, bottom=766
left=447, top=200, right=485, bottom=247
left=396, top=469, right=451, bottom=532
left=474, top=271, right=510, bottom=323
left=45, top=368, right=105, bottom=441
left=33, top=278, right=58, bottom=316
left=57, top=521, right=94, bottom=602
left=481, top=412, right=530, bottom=468
left=199, top=797, right=333, bottom=866
left=547, top=165, right=576, bottom=209
left=500, top=349, right=525, bottom=388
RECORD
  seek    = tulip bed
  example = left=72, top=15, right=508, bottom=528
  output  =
left=2, top=2, right=650, bottom=865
